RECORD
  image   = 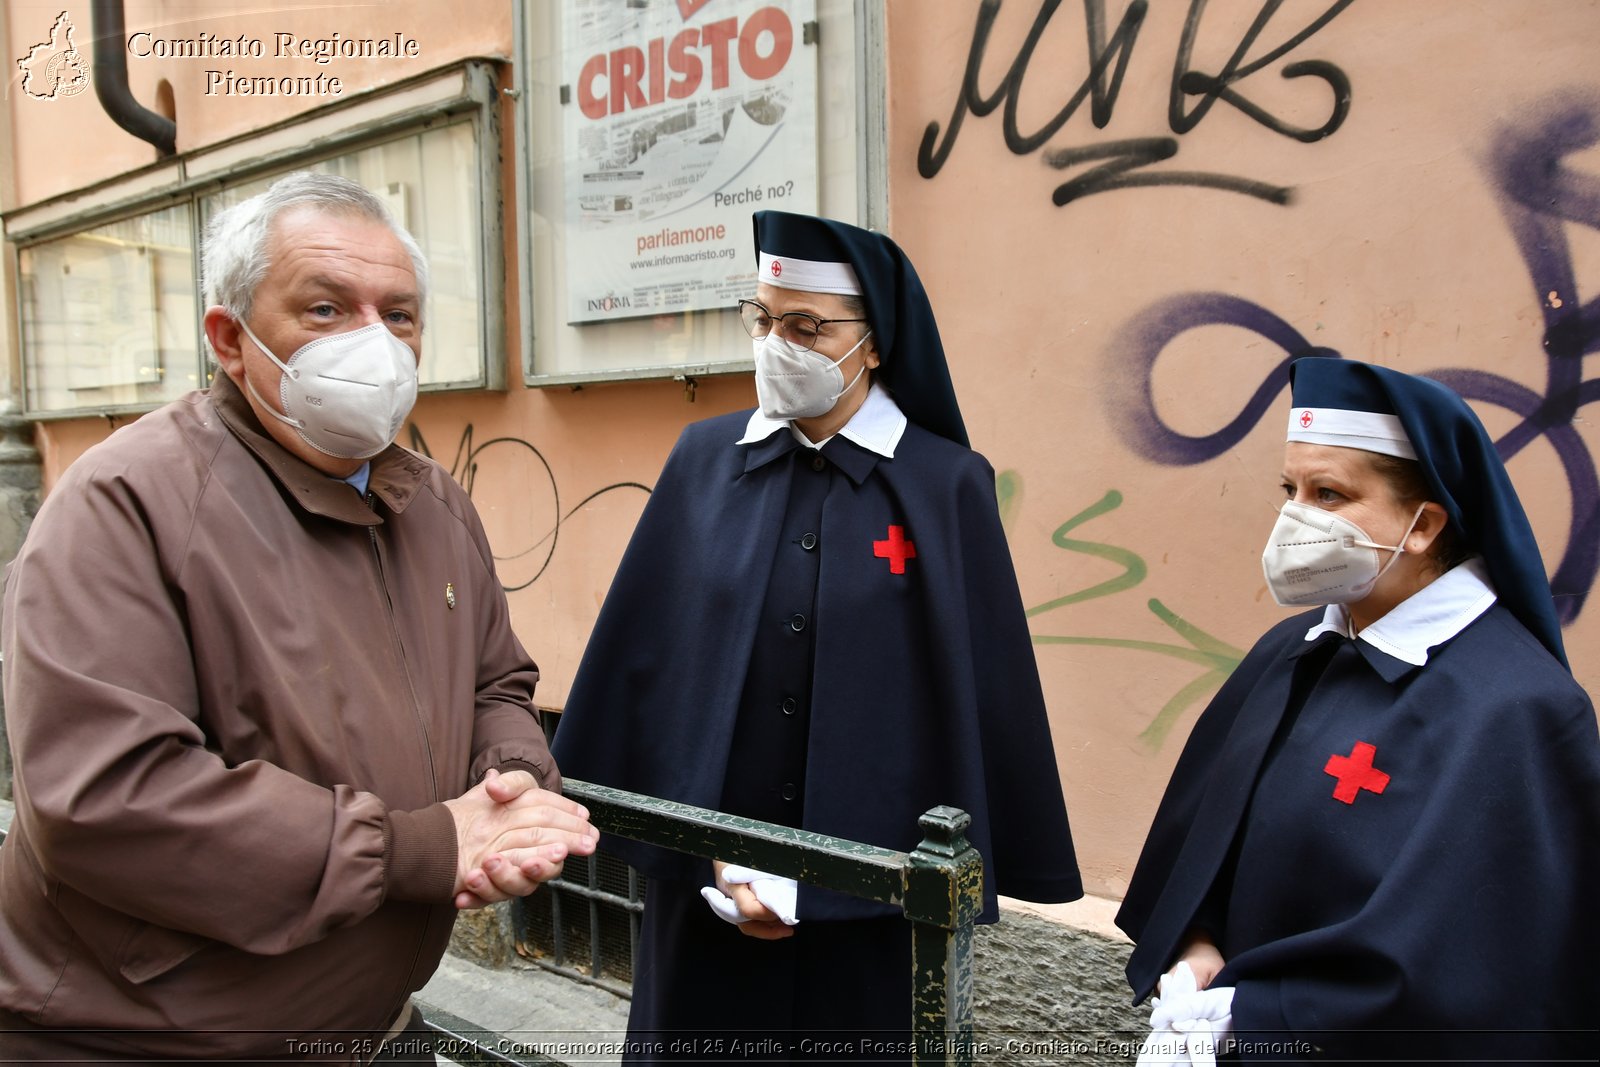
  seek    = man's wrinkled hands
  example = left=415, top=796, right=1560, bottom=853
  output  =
left=444, top=769, right=598, bottom=910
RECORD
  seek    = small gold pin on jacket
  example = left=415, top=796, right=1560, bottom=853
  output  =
left=445, top=582, right=456, bottom=610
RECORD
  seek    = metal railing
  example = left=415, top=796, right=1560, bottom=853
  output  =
left=514, top=842, right=642, bottom=996
left=595, top=780, right=981, bottom=1056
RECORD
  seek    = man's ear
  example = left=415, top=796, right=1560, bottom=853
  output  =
left=203, top=306, right=246, bottom=383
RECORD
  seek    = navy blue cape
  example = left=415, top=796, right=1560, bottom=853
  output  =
left=552, top=409, right=1081, bottom=922
left=1116, top=605, right=1600, bottom=1058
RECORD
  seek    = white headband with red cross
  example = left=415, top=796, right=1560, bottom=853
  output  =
left=1286, top=406, right=1416, bottom=460
left=757, top=252, right=862, bottom=296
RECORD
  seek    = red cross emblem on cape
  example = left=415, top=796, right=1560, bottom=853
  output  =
left=1324, top=741, right=1390, bottom=804
left=873, top=525, right=917, bottom=574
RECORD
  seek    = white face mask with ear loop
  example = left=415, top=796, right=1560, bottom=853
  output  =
left=1261, top=500, right=1428, bottom=607
left=236, top=318, right=419, bottom=461
left=752, top=328, right=873, bottom=420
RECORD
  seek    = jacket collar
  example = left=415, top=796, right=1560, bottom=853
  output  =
left=736, top=383, right=908, bottom=458
left=741, top=426, right=803, bottom=477
left=737, top=385, right=900, bottom=487
left=210, top=371, right=428, bottom=525
left=1287, top=625, right=1416, bottom=684
left=1295, top=557, right=1498, bottom=682
left=818, top=436, right=881, bottom=485
left=738, top=422, right=881, bottom=486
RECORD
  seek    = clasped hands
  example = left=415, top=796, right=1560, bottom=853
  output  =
left=444, top=768, right=599, bottom=910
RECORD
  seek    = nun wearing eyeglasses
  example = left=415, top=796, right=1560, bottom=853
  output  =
left=552, top=211, right=1081, bottom=1059
left=1117, top=356, right=1600, bottom=1062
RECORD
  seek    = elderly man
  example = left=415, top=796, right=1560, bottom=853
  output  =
left=0, top=172, right=594, bottom=1062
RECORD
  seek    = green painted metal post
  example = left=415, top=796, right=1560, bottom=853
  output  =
left=903, top=807, right=984, bottom=1067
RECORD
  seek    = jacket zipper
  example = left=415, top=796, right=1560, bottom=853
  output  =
left=365, top=496, right=439, bottom=800
left=365, top=494, right=445, bottom=1004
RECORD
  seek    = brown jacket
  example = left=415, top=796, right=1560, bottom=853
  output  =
left=0, top=375, right=557, bottom=1059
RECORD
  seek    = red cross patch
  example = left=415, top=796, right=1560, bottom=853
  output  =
left=770, top=259, right=783, bottom=278
left=1300, top=409, right=1314, bottom=428
left=873, top=525, right=916, bottom=574
left=1324, top=741, right=1390, bottom=804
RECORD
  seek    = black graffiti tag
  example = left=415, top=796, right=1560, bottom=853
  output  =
left=918, top=0, right=1353, bottom=207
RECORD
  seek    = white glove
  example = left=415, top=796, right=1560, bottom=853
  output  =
left=1136, top=961, right=1234, bottom=1067
left=699, top=865, right=800, bottom=926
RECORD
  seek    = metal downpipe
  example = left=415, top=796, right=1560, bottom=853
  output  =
left=91, top=0, right=176, bottom=157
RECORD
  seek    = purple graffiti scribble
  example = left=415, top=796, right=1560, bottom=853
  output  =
left=1103, top=292, right=1338, bottom=465
left=1103, top=92, right=1600, bottom=623
left=1467, top=88, right=1600, bottom=621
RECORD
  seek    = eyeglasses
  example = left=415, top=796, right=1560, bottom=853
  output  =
left=738, top=299, right=868, bottom=353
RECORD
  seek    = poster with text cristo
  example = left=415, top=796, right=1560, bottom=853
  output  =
left=563, top=0, right=818, bottom=324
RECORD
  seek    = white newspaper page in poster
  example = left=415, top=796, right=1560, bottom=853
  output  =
left=563, top=0, right=819, bottom=324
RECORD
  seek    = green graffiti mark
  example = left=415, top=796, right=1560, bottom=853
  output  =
left=995, top=469, right=1023, bottom=537
left=1026, top=490, right=1147, bottom=615
left=1017, top=482, right=1246, bottom=751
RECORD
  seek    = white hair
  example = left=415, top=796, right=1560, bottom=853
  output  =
left=202, top=171, right=430, bottom=324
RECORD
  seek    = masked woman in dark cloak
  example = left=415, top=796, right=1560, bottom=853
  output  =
left=1117, top=356, right=1600, bottom=1061
left=551, top=211, right=1081, bottom=1060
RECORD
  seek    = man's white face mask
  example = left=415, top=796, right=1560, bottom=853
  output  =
left=1261, top=500, right=1425, bottom=607
left=239, top=319, right=419, bottom=461
left=751, top=328, right=872, bottom=420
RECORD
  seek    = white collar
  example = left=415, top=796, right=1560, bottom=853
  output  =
left=735, top=382, right=907, bottom=459
left=1302, top=557, right=1497, bottom=666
